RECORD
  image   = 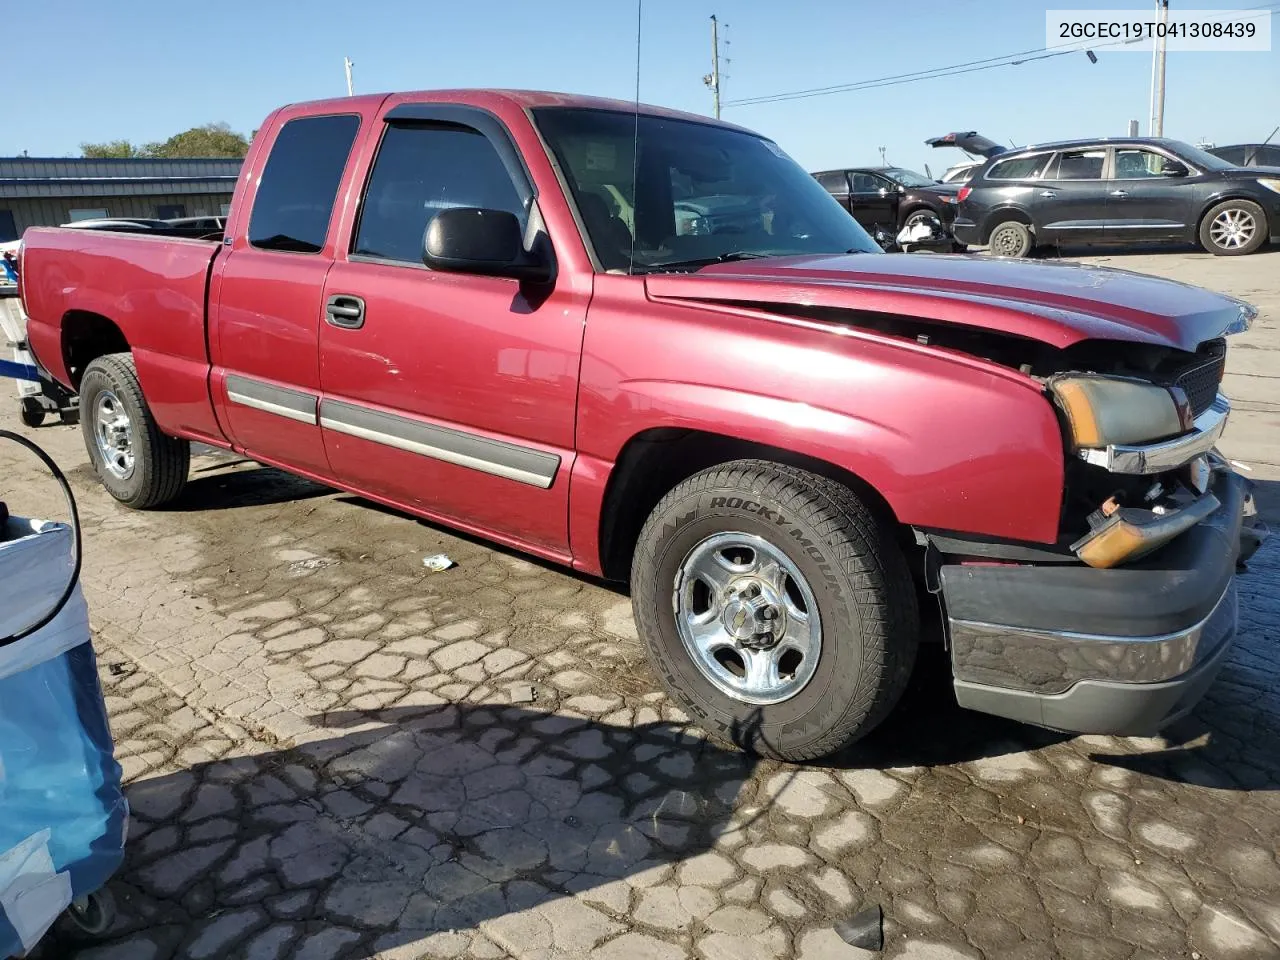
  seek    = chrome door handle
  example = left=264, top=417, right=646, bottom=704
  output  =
left=1039, top=190, right=1057, bottom=198
left=1110, top=190, right=1128, bottom=198
left=325, top=294, right=365, bottom=330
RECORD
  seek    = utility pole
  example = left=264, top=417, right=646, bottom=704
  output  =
left=703, top=15, right=721, bottom=119
left=344, top=57, right=355, bottom=97
left=1149, top=0, right=1169, bottom=135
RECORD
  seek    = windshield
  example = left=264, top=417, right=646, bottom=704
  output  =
left=1166, top=140, right=1236, bottom=172
left=532, top=107, right=880, bottom=273
left=883, top=167, right=937, bottom=187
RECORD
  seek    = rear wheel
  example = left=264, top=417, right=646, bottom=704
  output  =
left=630, top=460, right=919, bottom=761
left=987, top=219, right=1033, bottom=258
left=1199, top=199, right=1268, bottom=256
left=80, top=353, right=189, bottom=508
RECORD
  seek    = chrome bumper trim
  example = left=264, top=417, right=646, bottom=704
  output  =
left=1079, top=393, right=1230, bottom=474
left=948, top=581, right=1236, bottom=696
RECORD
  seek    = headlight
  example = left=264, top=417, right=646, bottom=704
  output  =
left=1050, top=376, right=1191, bottom=449
left=1257, top=178, right=1280, bottom=195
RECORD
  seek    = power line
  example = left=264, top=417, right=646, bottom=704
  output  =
left=724, top=5, right=1279, bottom=108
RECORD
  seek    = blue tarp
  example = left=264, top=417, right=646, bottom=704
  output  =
left=0, top=519, right=126, bottom=956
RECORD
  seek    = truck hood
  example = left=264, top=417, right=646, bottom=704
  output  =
left=644, top=253, right=1254, bottom=353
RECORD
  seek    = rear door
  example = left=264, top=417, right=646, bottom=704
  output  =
left=1106, top=146, right=1195, bottom=241
left=316, top=101, right=588, bottom=555
left=209, top=108, right=369, bottom=477
left=814, top=171, right=852, bottom=213
left=1034, top=147, right=1110, bottom=242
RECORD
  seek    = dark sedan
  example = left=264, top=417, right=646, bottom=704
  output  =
left=952, top=137, right=1280, bottom=257
left=813, top=166, right=961, bottom=246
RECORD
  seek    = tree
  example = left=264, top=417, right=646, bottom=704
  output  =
left=81, top=123, right=250, bottom=160
left=143, top=123, right=250, bottom=158
left=80, top=139, right=144, bottom=158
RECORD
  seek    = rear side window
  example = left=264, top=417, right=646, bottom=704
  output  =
left=353, top=123, right=527, bottom=264
left=1047, top=149, right=1106, bottom=180
left=249, top=114, right=360, bottom=253
left=986, top=154, right=1051, bottom=180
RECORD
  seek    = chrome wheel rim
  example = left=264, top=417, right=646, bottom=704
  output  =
left=673, top=532, right=822, bottom=705
left=93, top=389, right=135, bottom=480
left=1210, top=209, right=1256, bottom=249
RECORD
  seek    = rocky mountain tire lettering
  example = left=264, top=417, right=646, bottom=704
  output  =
left=708, top=495, right=787, bottom=525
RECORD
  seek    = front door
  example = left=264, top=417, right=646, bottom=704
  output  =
left=317, top=104, right=587, bottom=555
left=1033, top=148, right=1110, bottom=243
left=1106, top=147, right=1195, bottom=241
left=848, top=171, right=898, bottom=235
left=211, top=111, right=364, bottom=477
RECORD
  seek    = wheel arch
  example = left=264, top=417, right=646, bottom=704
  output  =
left=61, top=310, right=129, bottom=390
left=1195, top=193, right=1271, bottom=239
left=594, top=428, right=904, bottom=582
left=980, top=206, right=1035, bottom=243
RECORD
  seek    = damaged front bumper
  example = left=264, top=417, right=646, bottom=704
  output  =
left=939, top=468, right=1267, bottom=736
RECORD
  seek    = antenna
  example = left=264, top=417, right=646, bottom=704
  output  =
left=344, top=57, right=354, bottom=97
left=1264, top=125, right=1279, bottom=146
left=628, top=0, right=642, bottom=275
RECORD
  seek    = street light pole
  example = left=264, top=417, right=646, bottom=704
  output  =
left=1149, top=0, right=1169, bottom=135
left=344, top=57, right=355, bottom=97
left=707, top=16, right=722, bottom=119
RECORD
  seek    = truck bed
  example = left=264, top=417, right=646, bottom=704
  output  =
left=21, top=227, right=224, bottom=442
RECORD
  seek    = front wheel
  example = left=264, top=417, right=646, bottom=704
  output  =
left=80, top=353, right=190, bottom=509
left=630, top=461, right=919, bottom=761
left=1199, top=199, right=1268, bottom=256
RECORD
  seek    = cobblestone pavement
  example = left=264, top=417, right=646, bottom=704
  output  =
left=3, top=251, right=1278, bottom=960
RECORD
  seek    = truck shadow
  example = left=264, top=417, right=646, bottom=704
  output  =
left=45, top=704, right=763, bottom=958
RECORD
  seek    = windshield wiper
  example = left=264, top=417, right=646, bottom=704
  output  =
left=642, top=251, right=774, bottom=273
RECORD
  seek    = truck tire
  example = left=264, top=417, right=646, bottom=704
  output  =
left=631, top=460, right=919, bottom=761
left=80, top=353, right=189, bottom=509
left=986, top=220, right=1033, bottom=258
left=1199, top=199, right=1268, bottom=256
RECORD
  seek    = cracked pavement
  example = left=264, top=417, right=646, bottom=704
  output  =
left=3, top=249, right=1278, bottom=960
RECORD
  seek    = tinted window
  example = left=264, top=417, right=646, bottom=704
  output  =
left=883, top=168, right=935, bottom=188
left=1212, top=146, right=1246, bottom=165
left=354, top=123, right=526, bottom=264
left=1048, top=149, right=1106, bottom=180
left=249, top=114, right=360, bottom=253
left=986, top=154, right=1051, bottom=180
left=815, top=171, right=848, bottom=193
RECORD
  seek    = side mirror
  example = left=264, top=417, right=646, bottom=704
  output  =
left=1161, top=160, right=1188, bottom=177
left=423, top=208, right=550, bottom=282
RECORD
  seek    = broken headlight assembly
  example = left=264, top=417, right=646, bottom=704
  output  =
left=1049, top=375, right=1192, bottom=451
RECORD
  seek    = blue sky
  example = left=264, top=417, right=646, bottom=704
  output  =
left=6, top=0, right=1277, bottom=174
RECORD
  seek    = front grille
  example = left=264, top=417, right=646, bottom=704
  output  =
left=1171, top=338, right=1226, bottom=418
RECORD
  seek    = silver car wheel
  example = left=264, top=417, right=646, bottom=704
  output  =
left=1209, top=208, right=1257, bottom=250
left=673, top=532, right=822, bottom=705
left=93, top=389, right=135, bottom=480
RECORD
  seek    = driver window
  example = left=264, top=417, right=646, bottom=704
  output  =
left=851, top=172, right=884, bottom=193
left=1113, top=149, right=1171, bottom=179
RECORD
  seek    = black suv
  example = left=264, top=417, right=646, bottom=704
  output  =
left=813, top=166, right=960, bottom=246
left=951, top=137, right=1280, bottom=257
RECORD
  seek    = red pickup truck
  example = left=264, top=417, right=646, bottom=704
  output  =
left=18, top=90, right=1266, bottom=761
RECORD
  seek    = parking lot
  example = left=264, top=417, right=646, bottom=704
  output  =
left=5, top=246, right=1278, bottom=960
